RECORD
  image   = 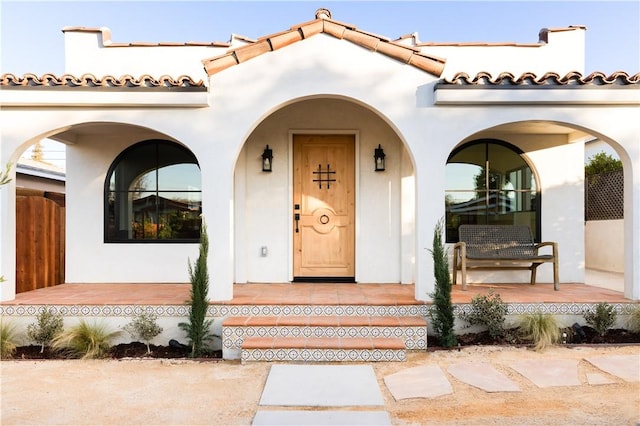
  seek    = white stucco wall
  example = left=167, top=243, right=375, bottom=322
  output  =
left=64, top=127, right=200, bottom=283
left=64, top=24, right=586, bottom=83
left=586, top=220, right=625, bottom=273
left=423, top=27, right=585, bottom=79
left=63, top=29, right=228, bottom=82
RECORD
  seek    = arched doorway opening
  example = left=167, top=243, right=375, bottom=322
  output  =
left=232, top=97, right=416, bottom=285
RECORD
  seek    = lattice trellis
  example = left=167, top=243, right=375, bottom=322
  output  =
left=585, top=170, right=623, bottom=221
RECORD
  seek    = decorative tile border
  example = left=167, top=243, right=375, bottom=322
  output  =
left=222, top=325, right=428, bottom=351
left=209, top=304, right=430, bottom=317
left=241, top=348, right=406, bottom=362
left=453, top=302, right=636, bottom=316
left=1, top=302, right=636, bottom=317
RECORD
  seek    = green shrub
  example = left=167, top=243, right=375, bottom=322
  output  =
left=517, top=312, right=560, bottom=351
left=51, top=320, right=121, bottom=359
left=584, top=302, right=617, bottom=337
left=1, top=320, right=18, bottom=359
left=459, top=290, right=508, bottom=339
left=179, top=223, right=214, bottom=357
left=585, top=152, right=622, bottom=176
left=428, top=219, right=456, bottom=348
left=124, top=312, right=163, bottom=354
left=27, top=307, right=64, bottom=353
left=627, top=306, right=640, bottom=333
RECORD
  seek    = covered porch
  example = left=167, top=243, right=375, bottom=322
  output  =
left=1, top=271, right=634, bottom=361
left=0, top=270, right=628, bottom=307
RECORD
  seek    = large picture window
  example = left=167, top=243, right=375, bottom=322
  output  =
left=105, top=140, right=201, bottom=242
left=445, top=140, right=539, bottom=243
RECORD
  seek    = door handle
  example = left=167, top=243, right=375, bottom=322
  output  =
left=294, top=213, right=300, bottom=233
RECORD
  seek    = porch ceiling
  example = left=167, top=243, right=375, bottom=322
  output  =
left=470, top=121, right=590, bottom=141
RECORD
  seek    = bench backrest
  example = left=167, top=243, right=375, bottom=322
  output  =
left=458, top=225, right=535, bottom=259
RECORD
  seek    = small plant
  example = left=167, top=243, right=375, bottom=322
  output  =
left=0, top=162, right=12, bottom=186
left=627, top=306, right=640, bottom=333
left=51, top=320, right=121, bottom=359
left=517, top=312, right=560, bottom=351
left=1, top=320, right=18, bottom=359
left=428, top=219, right=457, bottom=348
left=27, top=307, right=64, bottom=353
left=458, top=290, right=508, bottom=339
left=124, top=312, right=163, bottom=354
left=179, top=222, right=214, bottom=357
left=584, top=302, right=617, bottom=337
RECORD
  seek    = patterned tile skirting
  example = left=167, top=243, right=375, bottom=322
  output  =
left=223, top=325, right=428, bottom=351
left=0, top=302, right=636, bottom=317
left=241, top=347, right=407, bottom=362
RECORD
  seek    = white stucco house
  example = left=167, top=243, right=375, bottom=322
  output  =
left=1, top=8, right=639, bottom=303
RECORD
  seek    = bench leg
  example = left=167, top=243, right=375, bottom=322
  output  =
left=530, top=264, right=538, bottom=285
left=460, top=257, right=467, bottom=291
left=553, top=260, right=559, bottom=291
left=452, top=254, right=458, bottom=286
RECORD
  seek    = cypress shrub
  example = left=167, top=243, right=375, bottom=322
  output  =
left=428, top=220, right=457, bottom=348
left=179, top=223, right=214, bottom=357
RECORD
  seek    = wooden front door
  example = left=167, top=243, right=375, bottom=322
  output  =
left=293, top=134, right=355, bottom=280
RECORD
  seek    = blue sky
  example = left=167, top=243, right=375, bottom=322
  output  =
left=1, top=0, right=639, bottom=76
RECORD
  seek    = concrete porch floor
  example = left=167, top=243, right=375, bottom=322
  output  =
left=0, top=269, right=630, bottom=306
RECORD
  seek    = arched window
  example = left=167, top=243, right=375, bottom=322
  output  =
left=445, top=139, right=539, bottom=243
left=105, top=140, right=201, bottom=242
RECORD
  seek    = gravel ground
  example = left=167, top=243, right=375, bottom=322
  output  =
left=1, top=345, right=638, bottom=425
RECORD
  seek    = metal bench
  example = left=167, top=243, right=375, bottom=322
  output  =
left=452, top=225, right=559, bottom=291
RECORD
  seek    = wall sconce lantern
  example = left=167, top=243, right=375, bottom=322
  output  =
left=374, top=144, right=386, bottom=172
left=262, top=145, right=273, bottom=172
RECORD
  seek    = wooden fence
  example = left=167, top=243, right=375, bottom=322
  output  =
left=16, top=196, right=65, bottom=293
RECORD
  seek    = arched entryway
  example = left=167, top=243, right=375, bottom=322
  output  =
left=6, top=122, right=201, bottom=300
left=232, top=97, right=416, bottom=285
left=445, top=120, right=628, bottom=292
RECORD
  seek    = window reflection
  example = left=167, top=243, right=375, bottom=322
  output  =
left=105, top=140, right=201, bottom=242
left=445, top=140, right=538, bottom=242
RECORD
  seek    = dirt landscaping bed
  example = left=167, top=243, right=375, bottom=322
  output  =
left=8, top=326, right=639, bottom=361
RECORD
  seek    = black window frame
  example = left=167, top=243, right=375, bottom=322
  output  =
left=445, top=139, right=541, bottom=243
left=104, top=139, right=202, bottom=243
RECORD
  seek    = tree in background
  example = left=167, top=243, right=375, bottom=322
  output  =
left=585, top=152, right=622, bottom=176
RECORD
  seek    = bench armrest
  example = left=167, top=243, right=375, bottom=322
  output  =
left=453, top=241, right=466, bottom=258
left=534, top=241, right=558, bottom=258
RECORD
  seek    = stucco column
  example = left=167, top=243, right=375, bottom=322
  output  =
left=201, top=158, right=234, bottom=301
left=412, top=148, right=445, bottom=302
left=623, top=139, right=640, bottom=300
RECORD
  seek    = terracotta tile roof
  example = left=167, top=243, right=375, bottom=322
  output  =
left=440, top=71, right=640, bottom=86
left=0, top=73, right=206, bottom=89
left=61, top=26, right=230, bottom=48
left=202, top=8, right=446, bottom=77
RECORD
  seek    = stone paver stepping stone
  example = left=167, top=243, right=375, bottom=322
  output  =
left=253, top=410, right=391, bottom=425
left=384, top=365, right=453, bottom=400
left=586, top=355, right=640, bottom=383
left=508, top=359, right=580, bottom=387
left=259, top=365, right=384, bottom=406
left=586, top=372, right=616, bottom=385
left=447, top=363, right=520, bottom=392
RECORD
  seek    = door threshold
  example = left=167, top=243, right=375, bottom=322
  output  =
left=292, top=277, right=356, bottom=283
